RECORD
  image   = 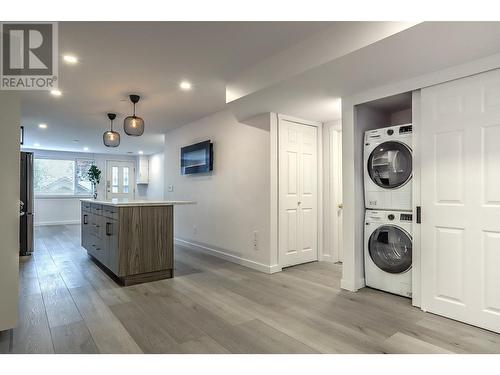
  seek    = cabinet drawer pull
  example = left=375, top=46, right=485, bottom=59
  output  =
left=106, top=222, right=112, bottom=236
left=83, top=214, right=88, bottom=224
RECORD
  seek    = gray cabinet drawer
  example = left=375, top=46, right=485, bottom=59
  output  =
left=88, top=234, right=106, bottom=264
left=102, top=205, right=119, bottom=220
left=89, top=213, right=105, bottom=239
left=91, top=203, right=103, bottom=215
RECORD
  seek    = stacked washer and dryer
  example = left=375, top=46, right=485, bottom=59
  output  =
left=363, top=124, right=413, bottom=298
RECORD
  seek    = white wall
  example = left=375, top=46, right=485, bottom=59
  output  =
left=146, top=152, right=165, bottom=200
left=0, top=92, right=20, bottom=331
left=26, top=149, right=164, bottom=226
left=164, top=110, right=273, bottom=272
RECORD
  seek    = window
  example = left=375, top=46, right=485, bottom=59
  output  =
left=34, top=158, right=95, bottom=197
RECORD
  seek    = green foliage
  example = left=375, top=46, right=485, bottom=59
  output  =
left=87, top=164, right=101, bottom=186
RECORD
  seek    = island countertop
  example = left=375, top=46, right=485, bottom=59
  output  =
left=80, top=198, right=195, bottom=207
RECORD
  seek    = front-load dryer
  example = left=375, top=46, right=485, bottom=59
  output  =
left=364, top=124, right=412, bottom=211
left=364, top=209, right=412, bottom=298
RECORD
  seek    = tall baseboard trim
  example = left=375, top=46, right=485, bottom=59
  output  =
left=174, top=238, right=280, bottom=274
left=35, top=220, right=80, bottom=226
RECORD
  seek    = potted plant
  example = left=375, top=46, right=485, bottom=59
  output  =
left=87, top=164, right=101, bottom=200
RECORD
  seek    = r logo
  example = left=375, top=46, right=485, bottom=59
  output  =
left=2, top=23, right=53, bottom=75
left=1, top=22, right=58, bottom=90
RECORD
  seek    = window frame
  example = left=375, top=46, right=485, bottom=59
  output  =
left=34, top=156, right=96, bottom=199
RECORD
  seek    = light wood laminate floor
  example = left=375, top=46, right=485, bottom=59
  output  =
left=1, top=224, right=500, bottom=354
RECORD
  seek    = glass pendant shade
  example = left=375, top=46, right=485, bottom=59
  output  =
left=103, top=113, right=120, bottom=147
left=103, top=130, right=120, bottom=147
left=124, top=94, right=145, bottom=136
left=124, top=115, right=145, bottom=136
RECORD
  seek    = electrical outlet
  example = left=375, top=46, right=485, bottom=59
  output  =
left=168, top=184, right=174, bottom=192
left=193, top=225, right=197, bottom=235
left=253, top=231, right=258, bottom=250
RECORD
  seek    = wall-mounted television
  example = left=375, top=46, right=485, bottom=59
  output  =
left=181, top=140, right=213, bottom=175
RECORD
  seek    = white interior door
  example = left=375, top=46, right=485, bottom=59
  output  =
left=421, top=68, right=500, bottom=333
left=106, top=160, right=135, bottom=200
left=279, top=119, right=318, bottom=268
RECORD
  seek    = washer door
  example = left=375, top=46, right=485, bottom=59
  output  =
left=368, top=225, right=412, bottom=274
left=368, top=141, right=412, bottom=189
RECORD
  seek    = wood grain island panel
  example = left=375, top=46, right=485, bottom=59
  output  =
left=81, top=200, right=190, bottom=286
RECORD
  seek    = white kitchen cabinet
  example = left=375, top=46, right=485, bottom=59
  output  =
left=137, top=155, right=149, bottom=184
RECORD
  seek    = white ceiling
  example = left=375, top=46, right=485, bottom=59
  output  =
left=229, top=22, right=500, bottom=123
left=22, top=22, right=500, bottom=156
left=21, top=21, right=332, bottom=154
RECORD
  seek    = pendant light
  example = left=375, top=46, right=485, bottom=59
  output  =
left=123, top=94, right=145, bottom=136
left=103, top=113, right=120, bottom=147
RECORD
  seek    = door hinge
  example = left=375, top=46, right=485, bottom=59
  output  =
left=416, top=206, right=421, bottom=224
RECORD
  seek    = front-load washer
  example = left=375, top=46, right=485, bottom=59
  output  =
left=364, top=124, right=412, bottom=211
left=364, top=209, right=412, bottom=298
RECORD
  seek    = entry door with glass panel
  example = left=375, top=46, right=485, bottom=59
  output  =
left=106, top=160, right=135, bottom=200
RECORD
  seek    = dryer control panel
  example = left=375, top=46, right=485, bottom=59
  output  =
left=399, top=125, right=413, bottom=134
left=400, top=213, right=413, bottom=221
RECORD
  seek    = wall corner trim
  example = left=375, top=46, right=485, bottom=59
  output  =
left=174, top=238, right=278, bottom=274
left=341, top=277, right=365, bottom=292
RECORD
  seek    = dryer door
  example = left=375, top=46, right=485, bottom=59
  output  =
left=368, top=141, right=412, bottom=189
left=368, top=225, right=412, bottom=274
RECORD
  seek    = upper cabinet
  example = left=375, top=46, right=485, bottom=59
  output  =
left=137, top=155, right=149, bottom=184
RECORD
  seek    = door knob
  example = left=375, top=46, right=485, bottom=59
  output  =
left=338, top=203, right=343, bottom=209
left=298, top=201, right=302, bottom=205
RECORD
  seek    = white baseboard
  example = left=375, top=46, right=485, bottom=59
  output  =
left=175, top=238, right=280, bottom=274
left=35, top=220, right=80, bottom=226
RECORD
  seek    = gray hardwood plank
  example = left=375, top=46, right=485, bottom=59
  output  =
left=37, top=273, right=83, bottom=328
left=69, top=286, right=143, bottom=353
left=16, top=224, right=500, bottom=354
left=50, top=321, right=99, bottom=354
left=11, top=294, right=54, bottom=354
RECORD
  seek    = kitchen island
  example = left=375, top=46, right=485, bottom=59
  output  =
left=80, top=199, right=194, bottom=286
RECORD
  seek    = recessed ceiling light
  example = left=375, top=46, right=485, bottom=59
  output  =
left=138, top=151, right=144, bottom=155
left=50, top=89, right=62, bottom=96
left=180, top=81, right=192, bottom=90
left=83, top=147, right=89, bottom=151
left=34, top=143, right=40, bottom=147
left=63, top=55, right=78, bottom=64
left=38, top=123, right=48, bottom=129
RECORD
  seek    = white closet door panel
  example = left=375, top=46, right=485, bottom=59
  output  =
left=279, top=119, right=318, bottom=267
left=421, top=68, right=500, bottom=333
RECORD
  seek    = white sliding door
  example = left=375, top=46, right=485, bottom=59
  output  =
left=421, top=68, right=500, bottom=333
left=279, top=119, right=318, bottom=268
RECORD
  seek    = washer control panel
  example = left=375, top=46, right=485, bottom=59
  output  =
left=400, top=213, right=413, bottom=221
